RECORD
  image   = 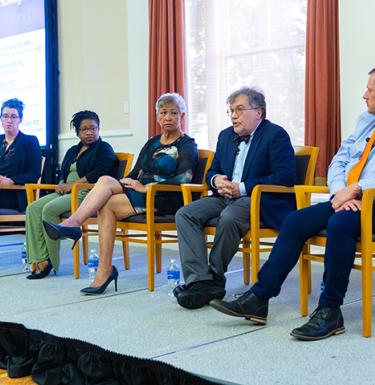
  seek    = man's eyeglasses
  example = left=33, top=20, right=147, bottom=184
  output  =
left=79, top=126, right=98, bottom=133
left=226, top=107, right=258, bottom=117
left=1, top=114, right=20, bottom=120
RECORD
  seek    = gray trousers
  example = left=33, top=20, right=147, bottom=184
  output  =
left=175, top=196, right=250, bottom=286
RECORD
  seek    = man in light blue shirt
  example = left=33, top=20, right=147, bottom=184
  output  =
left=211, top=67, right=375, bottom=341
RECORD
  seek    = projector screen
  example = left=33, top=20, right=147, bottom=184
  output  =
left=0, top=0, right=51, bottom=147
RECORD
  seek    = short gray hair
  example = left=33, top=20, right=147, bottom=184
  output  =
left=155, top=93, right=186, bottom=114
left=369, top=68, right=375, bottom=75
left=226, top=86, right=266, bottom=119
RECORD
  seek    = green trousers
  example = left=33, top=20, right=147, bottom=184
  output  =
left=25, top=193, right=85, bottom=270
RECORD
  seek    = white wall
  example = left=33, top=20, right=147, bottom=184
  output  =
left=339, top=0, right=375, bottom=139
left=57, top=0, right=148, bottom=163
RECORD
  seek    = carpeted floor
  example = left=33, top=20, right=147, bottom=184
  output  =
left=1, top=234, right=375, bottom=385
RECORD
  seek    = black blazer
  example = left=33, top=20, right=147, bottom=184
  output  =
left=206, top=119, right=296, bottom=229
left=0, top=131, right=42, bottom=211
left=60, top=138, right=118, bottom=183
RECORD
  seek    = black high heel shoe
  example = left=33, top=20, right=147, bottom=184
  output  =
left=43, top=221, right=82, bottom=249
left=26, top=259, right=56, bottom=280
left=80, top=266, right=119, bottom=295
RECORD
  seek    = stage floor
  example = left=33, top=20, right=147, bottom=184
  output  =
left=1, top=235, right=374, bottom=385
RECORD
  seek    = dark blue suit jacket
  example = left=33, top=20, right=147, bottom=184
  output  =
left=206, top=119, right=296, bottom=229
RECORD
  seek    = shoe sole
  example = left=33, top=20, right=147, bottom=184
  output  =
left=209, top=301, right=267, bottom=325
left=290, top=326, right=345, bottom=341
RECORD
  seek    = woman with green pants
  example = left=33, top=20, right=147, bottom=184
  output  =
left=26, top=110, right=117, bottom=279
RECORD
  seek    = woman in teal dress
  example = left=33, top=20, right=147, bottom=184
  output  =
left=43, top=93, right=198, bottom=294
left=26, top=110, right=117, bottom=279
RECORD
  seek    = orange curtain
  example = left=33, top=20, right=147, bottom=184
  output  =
left=305, top=0, right=341, bottom=182
left=148, top=0, right=186, bottom=136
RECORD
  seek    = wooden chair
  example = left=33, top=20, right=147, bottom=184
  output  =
left=181, top=145, right=319, bottom=285
left=0, top=157, right=45, bottom=234
left=243, top=145, right=319, bottom=284
left=295, top=185, right=375, bottom=337
left=74, top=152, right=134, bottom=274
left=25, top=152, right=134, bottom=279
left=107, top=149, right=214, bottom=292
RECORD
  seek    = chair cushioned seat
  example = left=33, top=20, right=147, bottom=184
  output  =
left=0, top=208, right=24, bottom=215
left=122, top=214, right=175, bottom=223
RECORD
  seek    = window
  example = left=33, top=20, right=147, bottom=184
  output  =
left=185, top=0, right=307, bottom=148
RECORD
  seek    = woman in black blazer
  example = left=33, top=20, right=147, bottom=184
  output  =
left=0, top=98, right=42, bottom=211
left=26, top=110, right=118, bottom=280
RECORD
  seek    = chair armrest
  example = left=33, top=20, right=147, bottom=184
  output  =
left=294, top=185, right=329, bottom=209
left=181, top=183, right=208, bottom=204
left=361, top=188, right=375, bottom=246
left=70, top=182, right=95, bottom=212
left=249, top=184, right=295, bottom=232
left=25, top=183, right=58, bottom=204
left=144, top=184, right=183, bottom=223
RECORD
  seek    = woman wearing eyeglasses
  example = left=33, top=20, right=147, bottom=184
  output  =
left=43, top=93, right=198, bottom=295
left=0, top=98, right=42, bottom=211
left=26, top=110, right=117, bottom=279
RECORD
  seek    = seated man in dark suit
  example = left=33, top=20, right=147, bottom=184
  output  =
left=210, top=68, right=375, bottom=340
left=0, top=98, right=42, bottom=212
left=175, top=86, right=296, bottom=309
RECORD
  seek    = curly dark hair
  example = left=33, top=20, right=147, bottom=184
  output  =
left=1, top=98, right=25, bottom=119
left=70, top=110, right=100, bottom=135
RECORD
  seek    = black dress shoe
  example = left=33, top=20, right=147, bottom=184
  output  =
left=210, top=290, right=268, bottom=324
left=176, top=280, right=225, bottom=310
left=290, top=306, right=345, bottom=341
left=80, top=266, right=119, bottom=295
left=173, top=284, right=188, bottom=298
left=26, top=259, right=56, bottom=280
left=43, top=221, right=82, bottom=249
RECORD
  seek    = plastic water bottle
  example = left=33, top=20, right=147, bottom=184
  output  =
left=21, top=242, right=30, bottom=272
left=88, top=249, right=99, bottom=284
left=167, top=259, right=180, bottom=297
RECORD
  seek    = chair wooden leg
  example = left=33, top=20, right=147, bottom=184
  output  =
left=362, top=248, right=372, bottom=337
left=155, top=231, right=162, bottom=273
left=307, top=260, right=312, bottom=294
left=73, top=240, right=80, bottom=279
left=147, top=232, right=155, bottom=291
left=121, top=229, right=130, bottom=270
left=82, top=225, right=89, bottom=265
left=242, top=238, right=250, bottom=285
left=251, top=237, right=260, bottom=285
left=299, top=254, right=309, bottom=316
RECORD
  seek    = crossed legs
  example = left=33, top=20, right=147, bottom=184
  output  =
left=59, top=176, right=136, bottom=287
